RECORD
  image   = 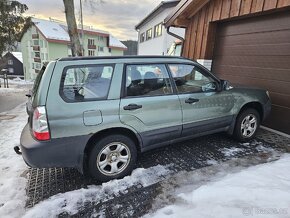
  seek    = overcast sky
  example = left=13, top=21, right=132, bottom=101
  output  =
left=19, top=0, right=163, bottom=40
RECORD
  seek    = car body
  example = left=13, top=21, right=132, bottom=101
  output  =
left=19, top=56, right=271, bottom=181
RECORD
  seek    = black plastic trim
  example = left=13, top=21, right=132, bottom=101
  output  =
left=58, top=55, right=193, bottom=62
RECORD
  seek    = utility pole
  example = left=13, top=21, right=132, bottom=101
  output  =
left=80, top=0, right=85, bottom=55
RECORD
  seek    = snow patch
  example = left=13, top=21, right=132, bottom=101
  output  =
left=220, top=147, right=245, bottom=157
left=0, top=103, right=28, bottom=217
left=0, top=87, right=26, bottom=94
left=146, top=154, right=290, bottom=218
left=23, top=165, right=170, bottom=217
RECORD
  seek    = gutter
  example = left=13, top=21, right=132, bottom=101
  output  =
left=166, top=26, right=185, bottom=55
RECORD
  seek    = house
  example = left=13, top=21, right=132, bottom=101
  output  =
left=121, top=40, right=138, bottom=56
left=135, top=0, right=185, bottom=55
left=164, top=0, right=290, bottom=134
left=21, top=18, right=127, bottom=80
left=0, top=52, right=24, bottom=77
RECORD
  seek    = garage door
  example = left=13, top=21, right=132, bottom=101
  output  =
left=212, top=10, right=290, bottom=134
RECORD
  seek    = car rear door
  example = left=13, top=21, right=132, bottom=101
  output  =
left=119, top=63, right=182, bottom=147
left=167, top=63, right=235, bottom=137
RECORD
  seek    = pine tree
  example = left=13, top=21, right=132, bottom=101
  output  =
left=0, top=0, right=30, bottom=57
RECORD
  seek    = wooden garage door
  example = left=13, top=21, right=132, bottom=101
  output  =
left=212, top=11, right=290, bottom=134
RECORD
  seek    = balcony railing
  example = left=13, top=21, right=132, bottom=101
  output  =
left=34, top=57, right=41, bottom=63
left=88, top=44, right=96, bottom=49
left=33, top=46, right=40, bottom=51
left=32, top=34, right=39, bottom=39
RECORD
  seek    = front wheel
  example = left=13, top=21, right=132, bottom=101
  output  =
left=88, top=134, right=137, bottom=182
left=234, top=108, right=260, bottom=142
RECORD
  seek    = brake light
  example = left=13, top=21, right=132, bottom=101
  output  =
left=32, top=106, right=50, bottom=141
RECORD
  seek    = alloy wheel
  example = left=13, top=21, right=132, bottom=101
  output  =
left=241, top=114, right=257, bottom=138
left=96, top=142, right=131, bottom=176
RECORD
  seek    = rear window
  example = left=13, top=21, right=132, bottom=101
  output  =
left=60, top=64, right=114, bottom=102
left=32, top=65, right=46, bottom=95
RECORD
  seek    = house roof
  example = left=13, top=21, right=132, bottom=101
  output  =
left=1, top=51, right=23, bottom=63
left=32, top=18, right=70, bottom=42
left=11, top=52, right=23, bottom=63
left=164, top=0, right=210, bottom=28
left=109, top=35, right=127, bottom=50
left=30, top=18, right=126, bottom=49
left=135, top=0, right=180, bottom=30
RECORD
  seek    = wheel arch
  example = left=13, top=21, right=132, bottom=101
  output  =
left=238, top=101, right=264, bottom=120
left=82, top=127, right=142, bottom=174
left=228, top=101, right=263, bottom=135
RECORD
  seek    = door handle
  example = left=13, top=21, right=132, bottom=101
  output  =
left=123, top=104, right=142, bottom=110
left=185, top=98, right=199, bottom=104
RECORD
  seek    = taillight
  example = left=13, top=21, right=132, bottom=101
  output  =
left=32, top=106, right=50, bottom=141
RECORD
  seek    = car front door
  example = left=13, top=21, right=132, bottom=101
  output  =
left=119, top=63, right=182, bottom=147
left=168, top=64, right=235, bottom=137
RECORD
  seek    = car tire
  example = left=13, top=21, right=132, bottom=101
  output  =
left=88, top=134, right=137, bottom=182
left=234, top=108, right=260, bottom=142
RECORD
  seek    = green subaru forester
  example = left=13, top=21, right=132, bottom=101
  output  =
left=18, top=56, right=271, bottom=182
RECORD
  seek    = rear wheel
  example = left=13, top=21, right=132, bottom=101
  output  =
left=234, top=108, right=260, bottom=142
left=88, top=134, right=137, bottom=182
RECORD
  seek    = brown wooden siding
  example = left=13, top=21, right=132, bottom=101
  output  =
left=212, top=11, right=290, bottom=133
left=182, top=0, right=290, bottom=59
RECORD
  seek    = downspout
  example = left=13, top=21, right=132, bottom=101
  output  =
left=166, top=26, right=185, bottom=56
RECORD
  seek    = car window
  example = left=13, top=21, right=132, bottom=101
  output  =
left=168, top=64, right=217, bottom=94
left=125, top=64, right=173, bottom=97
left=60, top=65, right=114, bottom=102
left=32, top=65, right=46, bottom=95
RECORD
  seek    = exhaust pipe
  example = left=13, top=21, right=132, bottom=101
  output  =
left=14, top=146, right=22, bottom=155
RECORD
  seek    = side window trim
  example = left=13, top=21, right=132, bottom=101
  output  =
left=59, top=64, right=115, bottom=103
left=167, top=63, right=220, bottom=95
left=122, top=63, right=175, bottom=99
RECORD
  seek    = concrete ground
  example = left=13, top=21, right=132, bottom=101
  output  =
left=0, top=83, right=31, bottom=114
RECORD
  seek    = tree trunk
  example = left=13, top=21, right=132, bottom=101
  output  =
left=63, top=0, right=83, bottom=56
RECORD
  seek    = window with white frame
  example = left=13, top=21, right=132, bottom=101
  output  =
left=34, top=63, right=41, bottom=70
left=140, top=32, right=145, bottom=43
left=146, top=28, right=152, bottom=41
left=88, top=50, right=95, bottom=56
left=34, top=52, right=40, bottom=58
left=33, top=40, right=39, bottom=46
left=8, top=59, right=13, bottom=65
left=8, top=68, right=14, bottom=73
left=154, top=23, right=163, bottom=37
left=88, top=38, right=95, bottom=45
left=98, top=46, right=104, bottom=52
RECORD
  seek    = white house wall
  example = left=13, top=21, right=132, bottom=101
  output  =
left=137, top=8, right=185, bottom=55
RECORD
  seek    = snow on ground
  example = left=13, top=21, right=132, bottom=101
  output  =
left=146, top=154, right=290, bottom=218
left=0, top=103, right=28, bottom=218
left=220, top=147, right=245, bottom=157
left=23, top=165, right=170, bottom=218
left=0, top=103, right=170, bottom=218
left=0, top=78, right=33, bottom=95
left=0, top=87, right=27, bottom=94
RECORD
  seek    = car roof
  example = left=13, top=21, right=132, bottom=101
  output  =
left=58, top=55, right=194, bottom=63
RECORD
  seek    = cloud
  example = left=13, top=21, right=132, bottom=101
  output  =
left=19, top=0, right=162, bottom=40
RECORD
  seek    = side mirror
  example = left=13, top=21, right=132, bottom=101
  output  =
left=221, top=80, right=233, bottom=91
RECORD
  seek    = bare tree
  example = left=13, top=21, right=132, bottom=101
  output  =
left=63, top=0, right=82, bottom=56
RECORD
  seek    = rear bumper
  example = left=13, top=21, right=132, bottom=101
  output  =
left=20, top=124, right=90, bottom=173
left=262, top=99, right=271, bottom=121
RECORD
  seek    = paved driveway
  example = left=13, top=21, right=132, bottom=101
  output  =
left=25, top=129, right=289, bottom=217
left=0, top=84, right=31, bottom=114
